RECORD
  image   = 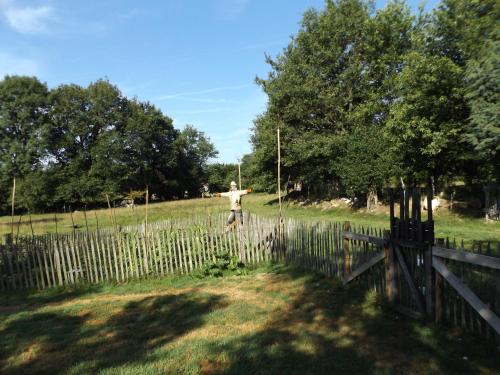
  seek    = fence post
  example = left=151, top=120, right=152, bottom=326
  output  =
left=435, top=268, right=444, bottom=325
left=496, top=262, right=500, bottom=342
left=342, top=221, right=351, bottom=280
left=425, top=246, right=434, bottom=320
left=383, top=230, right=395, bottom=303
left=434, top=238, right=445, bottom=325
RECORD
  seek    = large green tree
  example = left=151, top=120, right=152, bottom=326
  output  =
left=252, top=0, right=414, bottom=198
left=174, top=125, right=218, bottom=197
left=386, top=51, right=469, bottom=184
left=0, top=75, right=217, bottom=213
left=464, top=30, right=500, bottom=179
left=206, top=163, right=238, bottom=193
left=119, top=99, right=179, bottom=198
left=0, top=76, right=48, bottom=212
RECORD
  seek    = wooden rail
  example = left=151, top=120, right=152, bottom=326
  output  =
left=433, top=257, right=500, bottom=335
left=342, top=231, right=387, bottom=246
left=433, top=246, right=500, bottom=270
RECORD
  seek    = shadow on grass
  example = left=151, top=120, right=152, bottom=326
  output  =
left=201, top=265, right=499, bottom=375
left=0, top=291, right=226, bottom=374
left=0, top=217, right=63, bottom=228
left=1, top=266, right=498, bottom=374
left=0, top=284, right=103, bottom=309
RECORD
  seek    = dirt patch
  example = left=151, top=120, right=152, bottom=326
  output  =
left=0, top=305, right=26, bottom=314
left=199, top=359, right=228, bottom=375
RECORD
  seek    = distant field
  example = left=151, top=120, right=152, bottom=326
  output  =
left=1, top=194, right=499, bottom=246
left=1, top=265, right=498, bottom=374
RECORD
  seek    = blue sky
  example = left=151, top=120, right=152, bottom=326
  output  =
left=1, top=0, right=439, bottom=163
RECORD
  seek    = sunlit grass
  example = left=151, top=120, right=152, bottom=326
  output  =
left=1, top=193, right=498, bottom=246
left=0, top=265, right=497, bottom=374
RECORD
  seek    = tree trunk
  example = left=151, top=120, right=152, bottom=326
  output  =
left=367, top=189, right=378, bottom=211
left=484, top=183, right=500, bottom=221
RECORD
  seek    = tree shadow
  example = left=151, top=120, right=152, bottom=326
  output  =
left=0, top=291, right=226, bottom=374
left=1, top=267, right=498, bottom=374
left=202, top=266, right=499, bottom=374
left=447, top=203, right=485, bottom=219
left=0, top=284, right=103, bottom=305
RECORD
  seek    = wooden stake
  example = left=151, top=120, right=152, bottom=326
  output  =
left=277, top=126, right=282, bottom=216
left=342, top=221, right=351, bottom=280
left=70, top=208, right=76, bottom=235
left=145, top=186, right=149, bottom=228
left=82, top=205, right=89, bottom=233
left=10, top=177, right=16, bottom=236
left=105, top=193, right=115, bottom=231
left=54, top=212, right=58, bottom=235
left=15, top=214, right=22, bottom=242
left=29, top=210, right=35, bottom=237
left=237, top=158, right=242, bottom=190
left=94, top=211, right=99, bottom=231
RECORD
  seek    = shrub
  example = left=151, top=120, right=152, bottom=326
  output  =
left=199, top=251, right=246, bottom=278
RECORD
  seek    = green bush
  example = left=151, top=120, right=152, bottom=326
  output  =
left=199, top=251, right=246, bottom=278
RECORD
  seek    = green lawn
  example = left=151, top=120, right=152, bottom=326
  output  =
left=1, top=193, right=499, bottom=246
left=1, top=265, right=498, bottom=374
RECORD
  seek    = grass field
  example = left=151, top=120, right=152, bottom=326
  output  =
left=1, top=264, right=498, bottom=375
left=1, top=194, right=499, bottom=246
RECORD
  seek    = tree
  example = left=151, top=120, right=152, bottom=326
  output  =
left=206, top=163, right=238, bottom=193
left=119, top=99, right=179, bottom=198
left=174, top=125, right=218, bottom=196
left=252, top=0, right=414, bottom=195
left=0, top=76, right=48, bottom=211
left=386, top=51, right=470, bottom=185
left=337, top=125, right=393, bottom=208
left=253, top=0, right=373, bottom=193
left=0, top=75, right=219, bottom=213
left=464, top=31, right=500, bottom=179
left=47, top=80, right=128, bottom=206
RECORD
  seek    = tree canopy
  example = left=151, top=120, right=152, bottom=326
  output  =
left=0, top=77, right=217, bottom=213
left=248, top=0, right=499, bottom=203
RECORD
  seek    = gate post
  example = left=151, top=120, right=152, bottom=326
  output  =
left=342, top=221, right=351, bottom=279
left=425, top=187, right=435, bottom=320
left=384, top=230, right=395, bottom=303
left=434, top=238, right=445, bottom=324
left=495, top=255, right=500, bottom=342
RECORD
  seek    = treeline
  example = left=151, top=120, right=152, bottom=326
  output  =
left=0, top=77, right=217, bottom=214
left=247, top=0, right=498, bottom=204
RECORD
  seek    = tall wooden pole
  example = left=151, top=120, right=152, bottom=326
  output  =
left=105, top=193, right=115, bottom=231
left=10, top=177, right=16, bottom=236
left=237, top=158, right=242, bottom=190
left=277, top=126, right=282, bottom=216
left=145, top=186, right=149, bottom=255
left=145, top=186, right=149, bottom=229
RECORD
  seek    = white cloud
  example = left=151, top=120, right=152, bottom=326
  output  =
left=156, top=84, right=253, bottom=100
left=0, top=52, right=39, bottom=77
left=214, top=0, right=250, bottom=20
left=169, top=108, right=230, bottom=115
left=0, top=0, right=55, bottom=34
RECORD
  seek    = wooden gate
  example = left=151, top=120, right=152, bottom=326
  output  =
left=342, top=187, right=500, bottom=338
left=387, top=188, right=434, bottom=319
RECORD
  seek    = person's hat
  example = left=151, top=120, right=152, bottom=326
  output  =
left=230, top=181, right=237, bottom=187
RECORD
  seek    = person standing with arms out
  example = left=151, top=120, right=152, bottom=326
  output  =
left=217, top=181, right=252, bottom=228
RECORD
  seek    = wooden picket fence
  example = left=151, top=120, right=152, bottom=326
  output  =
left=0, top=212, right=283, bottom=291
left=0, top=211, right=386, bottom=292
left=1, top=209, right=498, bottom=341
left=432, top=238, right=500, bottom=340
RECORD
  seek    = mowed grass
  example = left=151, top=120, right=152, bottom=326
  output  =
left=1, top=265, right=498, bottom=375
left=0, top=197, right=229, bottom=236
left=1, top=193, right=498, bottom=246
